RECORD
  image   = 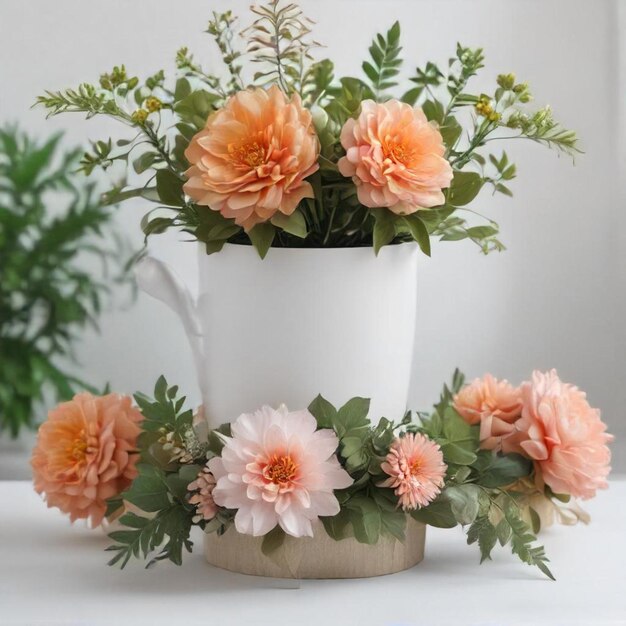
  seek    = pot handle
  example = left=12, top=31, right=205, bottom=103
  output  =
left=134, top=256, right=206, bottom=396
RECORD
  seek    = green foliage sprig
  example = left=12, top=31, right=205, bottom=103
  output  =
left=0, top=127, right=128, bottom=437
left=36, top=0, right=578, bottom=259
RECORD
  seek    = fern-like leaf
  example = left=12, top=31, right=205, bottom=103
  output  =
left=362, top=21, right=402, bottom=100
left=466, top=514, right=498, bottom=563
left=505, top=505, right=555, bottom=580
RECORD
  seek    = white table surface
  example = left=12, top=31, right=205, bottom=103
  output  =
left=1, top=480, right=625, bottom=626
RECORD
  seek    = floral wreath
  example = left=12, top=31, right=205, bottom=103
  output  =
left=31, top=369, right=612, bottom=579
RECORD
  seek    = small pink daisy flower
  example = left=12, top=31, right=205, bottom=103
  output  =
left=379, top=433, right=447, bottom=511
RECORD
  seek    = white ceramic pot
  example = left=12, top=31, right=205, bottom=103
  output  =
left=136, top=242, right=419, bottom=428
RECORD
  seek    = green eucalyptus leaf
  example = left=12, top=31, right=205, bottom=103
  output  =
left=449, top=171, right=483, bottom=207
left=411, top=495, right=457, bottom=528
left=478, top=453, right=532, bottom=488
left=156, top=169, right=184, bottom=207
left=446, top=484, right=481, bottom=525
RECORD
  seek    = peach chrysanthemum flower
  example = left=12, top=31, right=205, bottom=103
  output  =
left=453, top=374, right=523, bottom=451
left=31, top=393, right=142, bottom=527
left=379, top=433, right=447, bottom=511
left=188, top=466, right=218, bottom=523
left=338, top=99, right=453, bottom=214
left=183, top=85, right=319, bottom=232
left=208, top=405, right=352, bottom=538
left=503, top=370, right=613, bottom=500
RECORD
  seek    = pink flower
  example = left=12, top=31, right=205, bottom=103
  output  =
left=188, top=467, right=218, bottom=523
left=183, top=85, right=319, bottom=232
left=208, top=405, right=353, bottom=537
left=338, top=99, right=453, bottom=214
left=31, top=393, right=142, bottom=527
left=379, top=433, right=446, bottom=510
left=453, top=374, right=523, bottom=451
left=504, top=370, right=613, bottom=499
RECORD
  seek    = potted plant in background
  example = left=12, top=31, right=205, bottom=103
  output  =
left=0, top=127, right=129, bottom=478
left=35, top=0, right=581, bottom=577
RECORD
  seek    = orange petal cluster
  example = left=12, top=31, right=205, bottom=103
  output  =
left=184, top=85, right=319, bottom=232
left=338, top=99, right=453, bottom=214
left=31, top=393, right=142, bottom=527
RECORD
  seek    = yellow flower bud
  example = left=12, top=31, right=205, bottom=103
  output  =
left=131, top=109, right=149, bottom=125
left=145, top=96, right=162, bottom=113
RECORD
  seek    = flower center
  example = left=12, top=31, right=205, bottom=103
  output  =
left=263, top=454, right=298, bottom=486
left=66, top=432, right=89, bottom=463
left=384, top=140, right=414, bottom=165
left=230, top=140, right=266, bottom=168
left=409, top=459, right=421, bottom=476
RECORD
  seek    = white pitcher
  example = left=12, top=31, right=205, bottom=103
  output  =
left=135, top=242, right=419, bottom=429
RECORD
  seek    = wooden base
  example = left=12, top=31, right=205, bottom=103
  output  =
left=204, top=518, right=426, bottom=579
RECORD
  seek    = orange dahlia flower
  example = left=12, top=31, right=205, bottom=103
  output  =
left=338, top=99, right=453, bottom=214
left=31, top=393, right=142, bottom=527
left=183, top=85, right=320, bottom=232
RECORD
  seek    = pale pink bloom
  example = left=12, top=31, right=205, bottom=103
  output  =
left=208, top=405, right=352, bottom=537
left=338, top=99, right=453, bottom=214
left=31, top=393, right=142, bottom=527
left=188, top=467, right=218, bottom=523
left=379, top=433, right=446, bottom=510
left=184, top=85, right=319, bottom=232
left=503, top=370, right=613, bottom=499
left=453, top=374, right=523, bottom=451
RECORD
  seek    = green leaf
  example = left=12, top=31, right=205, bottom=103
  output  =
left=156, top=169, right=184, bottom=207
left=165, top=464, right=202, bottom=500
left=340, top=436, right=364, bottom=459
left=467, top=515, right=497, bottom=563
left=440, top=442, right=477, bottom=465
left=440, top=117, right=463, bottom=150
left=528, top=506, right=541, bottom=534
left=174, top=90, right=219, bottom=129
left=321, top=507, right=354, bottom=541
left=336, top=397, right=371, bottom=435
left=123, top=465, right=170, bottom=513
left=362, top=21, right=403, bottom=98
left=174, top=78, right=191, bottom=101
left=496, top=517, right=512, bottom=546
left=402, top=214, right=431, bottom=256
left=133, top=151, right=158, bottom=174
left=270, top=210, right=307, bottom=238
left=308, top=394, right=338, bottom=429
left=505, top=505, right=555, bottom=580
left=466, top=225, right=499, bottom=240
left=422, top=99, right=445, bottom=124
left=400, top=86, right=423, bottom=105
left=261, top=526, right=286, bottom=561
left=347, top=497, right=382, bottom=544
left=372, top=209, right=396, bottom=254
left=477, top=453, right=532, bottom=488
left=248, top=222, right=275, bottom=259
left=446, top=484, right=481, bottom=525
left=411, top=495, right=457, bottom=529
left=449, top=171, right=483, bottom=207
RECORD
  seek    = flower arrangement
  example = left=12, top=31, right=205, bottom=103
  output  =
left=36, top=1, right=578, bottom=258
left=32, top=369, right=612, bottom=579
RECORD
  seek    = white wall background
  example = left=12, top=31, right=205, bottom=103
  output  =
left=1, top=0, right=624, bottom=470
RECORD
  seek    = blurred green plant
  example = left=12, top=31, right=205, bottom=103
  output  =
left=0, top=126, right=128, bottom=437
